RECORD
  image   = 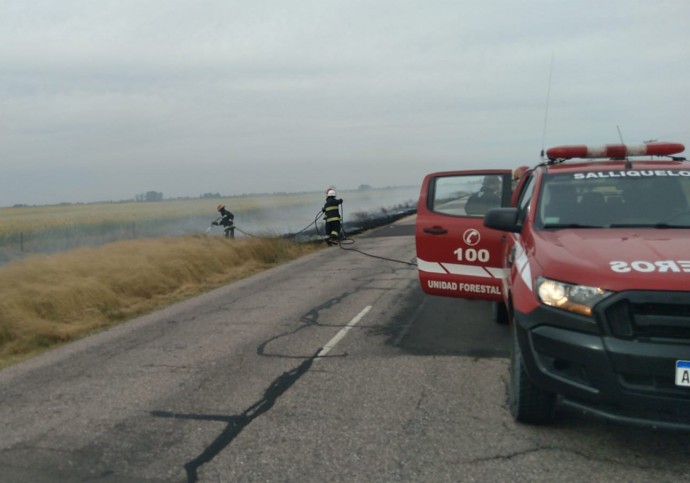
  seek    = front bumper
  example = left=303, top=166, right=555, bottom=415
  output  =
left=515, top=291, right=690, bottom=429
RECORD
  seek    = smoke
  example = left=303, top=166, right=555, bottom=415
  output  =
left=0, top=187, right=420, bottom=267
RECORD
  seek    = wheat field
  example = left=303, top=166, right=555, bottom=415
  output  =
left=0, top=188, right=418, bottom=265
left=0, top=194, right=322, bottom=233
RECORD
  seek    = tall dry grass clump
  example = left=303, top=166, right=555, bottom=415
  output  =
left=0, top=235, right=321, bottom=368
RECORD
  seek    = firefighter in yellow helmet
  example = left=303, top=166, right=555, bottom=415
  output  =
left=322, top=188, right=343, bottom=245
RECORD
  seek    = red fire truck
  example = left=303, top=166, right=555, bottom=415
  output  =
left=415, top=142, right=690, bottom=428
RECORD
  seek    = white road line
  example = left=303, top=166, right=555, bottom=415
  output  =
left=317, top=305, right=372, bottom=358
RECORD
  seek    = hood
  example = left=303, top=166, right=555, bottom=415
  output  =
left=532, top=229, right=690, bottom=292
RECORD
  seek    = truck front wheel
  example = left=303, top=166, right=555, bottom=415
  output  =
left=492, top=301, right=509, bottom=325
left=509, top=320, right=556, bottom=424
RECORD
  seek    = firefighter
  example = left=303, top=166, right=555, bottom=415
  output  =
left=465, top=175, right=502, bottom=216
left=512, top=165, right=529, bottom=188
left=322, top=188, right=343, bottom=245
left=212, top=204, right=235, bottom=238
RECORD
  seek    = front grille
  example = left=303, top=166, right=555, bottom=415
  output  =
left=599, top=292, right=690, bottom=341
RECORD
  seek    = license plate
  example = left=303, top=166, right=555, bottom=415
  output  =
left=675, top=361, right=690, bottom=387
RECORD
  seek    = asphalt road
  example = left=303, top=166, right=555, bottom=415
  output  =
left=2, top=216, right=690, bottom=482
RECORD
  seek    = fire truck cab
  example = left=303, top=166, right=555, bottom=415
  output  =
left=415, top=142, right=690, bottom=427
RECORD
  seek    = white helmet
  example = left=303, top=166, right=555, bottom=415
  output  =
left=326, top=188, right=336, bottom=197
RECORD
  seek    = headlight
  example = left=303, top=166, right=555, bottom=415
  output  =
left=536, top=277, right=612, bottom=317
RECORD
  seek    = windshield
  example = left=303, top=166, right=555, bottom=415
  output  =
left=536, top=169, right=690, bottom=229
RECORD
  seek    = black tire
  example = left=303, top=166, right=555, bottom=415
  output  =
left=509, top=319, right=556, bottom=424
left=492, top=301, right=509, bottom=325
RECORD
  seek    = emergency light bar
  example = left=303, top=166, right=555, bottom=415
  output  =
left=546, top=142, right=685, bottom=161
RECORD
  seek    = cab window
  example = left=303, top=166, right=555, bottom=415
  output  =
left=430, top=173, right=512, bottom=217
left=515, top=174, right=535, bottom=225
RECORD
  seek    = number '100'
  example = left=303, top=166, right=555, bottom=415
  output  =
left=453, top=248, right=490, bottom=263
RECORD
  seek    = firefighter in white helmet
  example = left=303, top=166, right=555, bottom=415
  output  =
left=322, top=188, right=343, bottom=245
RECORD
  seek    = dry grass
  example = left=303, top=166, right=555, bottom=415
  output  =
left=0, top=235, right=322, bottom=368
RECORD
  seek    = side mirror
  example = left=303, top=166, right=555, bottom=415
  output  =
left=484, top=207, right=521, bottom=233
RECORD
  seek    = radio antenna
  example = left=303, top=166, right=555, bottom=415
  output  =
left=617, top=125, right=632, bottom=168
left=540, top=54, right=555, bottom=162
left=616, top=125, right=625, bottom=144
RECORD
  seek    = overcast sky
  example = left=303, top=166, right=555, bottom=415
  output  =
left=1, top=0, right=689, bottom=207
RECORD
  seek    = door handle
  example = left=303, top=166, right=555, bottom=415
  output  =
left=423, top=226, right=448, bottom=235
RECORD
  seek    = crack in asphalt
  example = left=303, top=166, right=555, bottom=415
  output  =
left=256, top=266, right=412, bottom=359
left=151, top=350, right=319, bottom=483
left=150, top=260, right=409, bottom=481
left=463, top=443, right=651, bottom=472
left=256, top=291, right=357, bottom=359
left=150, top=291, right=358, bottom=480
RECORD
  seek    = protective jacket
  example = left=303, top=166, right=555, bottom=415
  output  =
left=219, top=207, right=234, bottom=226
left=322, top=195, right=343, bottom=241
left=218, top=207, right=235, bottom=238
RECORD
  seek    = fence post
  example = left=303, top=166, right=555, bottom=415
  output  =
left=20, top=231, right=24, bottom=252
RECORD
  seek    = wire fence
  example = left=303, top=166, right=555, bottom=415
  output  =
left=0, top=199, right=418, bottom=267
